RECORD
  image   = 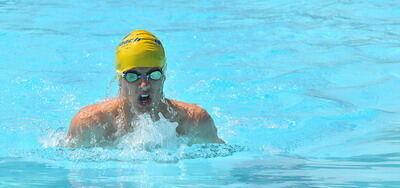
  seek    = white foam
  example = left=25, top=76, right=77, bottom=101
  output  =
left=116, top=113, right=183, bottom=151
left=39, top=127, right=68, bottom=148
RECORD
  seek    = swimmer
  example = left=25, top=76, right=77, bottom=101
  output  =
left=67, top=30, right=224, bottom=147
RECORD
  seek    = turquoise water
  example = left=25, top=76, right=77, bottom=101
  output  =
left=1, top=0, right=400, bottom=187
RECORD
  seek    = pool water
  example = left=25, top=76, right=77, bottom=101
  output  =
left=1, top=0, right=400, bottom=187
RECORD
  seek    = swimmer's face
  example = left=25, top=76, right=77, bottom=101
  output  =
left=120, top=67, right=165, bottom=113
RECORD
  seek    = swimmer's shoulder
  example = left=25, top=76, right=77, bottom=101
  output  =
left=68, top=98, right=121, bottom=137
left=166, top=98, right=211, bottom=122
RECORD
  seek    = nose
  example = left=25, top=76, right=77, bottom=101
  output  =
left=138, top=77, right=150, bottom=90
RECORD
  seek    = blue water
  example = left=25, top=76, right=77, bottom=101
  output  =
left=1, top=0, right=400, bottom=187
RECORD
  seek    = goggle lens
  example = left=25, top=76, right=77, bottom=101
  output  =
left=149, top=71, right=162, bottom=80
left=125, top=73, right=139, bottom=82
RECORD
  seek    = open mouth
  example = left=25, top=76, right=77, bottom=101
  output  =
left=138, top=94, right=151, bottom=106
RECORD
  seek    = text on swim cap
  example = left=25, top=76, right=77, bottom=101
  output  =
left=119, top=38, right=162, bottom=47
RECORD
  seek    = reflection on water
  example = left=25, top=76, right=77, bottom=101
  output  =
left=3, top=152, right=399, bottom=187
left=229, top=153, right=400, bottom=187
left=0, top=158, right=72, bottom=187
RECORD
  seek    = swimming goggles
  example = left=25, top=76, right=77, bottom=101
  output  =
left=122, top=69, right=163, bottom=82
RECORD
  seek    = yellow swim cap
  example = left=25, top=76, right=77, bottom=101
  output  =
left=115, top=30, right=166, bottom=75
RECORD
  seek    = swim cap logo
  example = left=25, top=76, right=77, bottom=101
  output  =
left=154, top=39, right=162, bottom=45
left=119, top=38, right=162, bottom=47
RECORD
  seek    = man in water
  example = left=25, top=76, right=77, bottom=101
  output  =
left=67, top=30, right=224, bottom=147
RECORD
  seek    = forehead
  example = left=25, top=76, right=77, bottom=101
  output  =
left=126, top=67, right=161, bottom=73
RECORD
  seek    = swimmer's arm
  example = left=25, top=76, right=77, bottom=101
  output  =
left=193, top=109, right=225, bottom=144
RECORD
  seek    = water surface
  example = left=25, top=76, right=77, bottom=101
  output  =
left=0, top=0, right=400, bottom=187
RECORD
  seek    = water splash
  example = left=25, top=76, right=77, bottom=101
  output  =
left=116, top=113, right=181, bottom=151
left=113, top=113, right=185, bottom=162
left=38, top=113, right=244, bottom=163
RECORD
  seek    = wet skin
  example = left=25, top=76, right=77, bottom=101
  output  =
left=67, top=67, right=224, bottom=147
